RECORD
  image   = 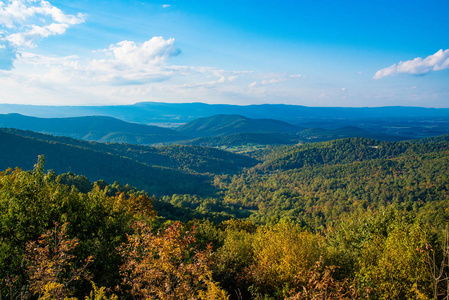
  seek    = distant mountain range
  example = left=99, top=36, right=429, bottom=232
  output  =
left=1, top=102, right=448, bottom=139
left=1, top=102, right=449, bottom=124
left=0, top=113, right=413, bottom=147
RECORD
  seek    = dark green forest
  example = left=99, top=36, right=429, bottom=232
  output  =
left=2, top=130, right=449, bottom=299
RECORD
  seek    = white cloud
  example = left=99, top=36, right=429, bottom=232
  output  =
left=248, top=81, right=257, bottom=88
left=228, top=75, right=237, bottom=82
left=3, top=37, right=242, bottom=89
left=0, top=27, right=318, bottom=106
left=7, top=22, right=71, bottom=47
left=374, top=49, right=449, bottom=79
left=0, top=0, right=85, bottom=47
left=88, top=37, right=180, bottom=84
left=247, top=72, right=306, bottom=89
left=260, top=78, right=287, bottom=85
left=341, top=87, right=347, bottom=91
left=0, top=0, right=84, bottom=27
left=250, top=75, right=293, bottom=87
left=176, top=68, right=249, bottom=89
left=162, top=4, right=171, bottom=8
left=102, top=37, right=179, bottom=66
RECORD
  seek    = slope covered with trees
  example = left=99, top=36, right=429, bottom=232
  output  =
left=208, top=137, right=449, bottom=226
left=0, top=130, right=215, bottom=195
left=176, top=114, right=302, bottom=137
left=0, top=113, right=186, bottom=144
left=3, top=127, right=449, bottom=298
left=1, top=157, right=449, bottom=299
left=0, top=128, right=257, bottom=175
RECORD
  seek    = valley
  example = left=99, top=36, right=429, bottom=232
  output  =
left=1, top=106, right=449, bottom=299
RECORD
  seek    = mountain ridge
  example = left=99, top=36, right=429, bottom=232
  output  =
left=0, top=113, right=186, bottom=144
left=176, top=114, right=302, bottom=137
left=1, top=102, right=449, bottom=123
left=0, top=127, right=257, bottom=176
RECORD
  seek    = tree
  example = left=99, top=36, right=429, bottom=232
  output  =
left=356, top=222, right=428, bottom=299
left=25, top=222, right=92, bottom=300
left=118, top=221, right=228, bottom=300
left=245, top=221, right=327, bottom=298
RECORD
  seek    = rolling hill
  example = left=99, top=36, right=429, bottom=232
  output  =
left=0, top=112, right=417, bottom=153
left=0, top=130, right=213, bottom=195
left=0, top=128, right=257, bottom=176
left=175, top=114, right=302, bottom=137
left=0, top=113, right=186, bottom=144
left=256, top=137, right=449, bottom=172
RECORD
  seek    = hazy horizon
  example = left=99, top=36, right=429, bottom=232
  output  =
left=2, top=100, right=449, bottom=109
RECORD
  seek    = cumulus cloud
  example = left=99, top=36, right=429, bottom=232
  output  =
left=2, top=36, right=249, bottom=92
left=3, top=37, right=184, bottom=86
left=374, top=49, right=449, bottom=79
left=88, top=37, right=180, bottom=84
left=106, top=38, right=179, bottom=65
left=0, top=31, right=273, bottom=105
left=0, top=0, right=85, bottom=48
left=0, top=0, right=84, bottom=69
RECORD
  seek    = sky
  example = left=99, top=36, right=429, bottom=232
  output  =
left=0, top=0, right=448, bottom=107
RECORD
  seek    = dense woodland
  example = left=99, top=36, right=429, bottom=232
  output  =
left=2, top=130, right=449, bottom=299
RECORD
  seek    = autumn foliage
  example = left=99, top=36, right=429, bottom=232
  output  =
left=118, top=221, right=228, bottom=300
left=1, top=155, right=449, bottom=299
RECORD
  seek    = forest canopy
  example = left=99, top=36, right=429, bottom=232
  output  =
left=2, top=134, right=449, bottom=299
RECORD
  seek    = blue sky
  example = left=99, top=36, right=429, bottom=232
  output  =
left=0, top=0, right=448, bottom=107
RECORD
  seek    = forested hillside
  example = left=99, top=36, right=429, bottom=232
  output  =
left=176, top=114, right=302, bottom=137
left=0, top=129, right=259, bottom=196
left=2, top=129, right=449, bottom=299
left=1, top=153, right=449, bottom=299
left=0, top=131, right=214, bottom=195
left=0, top=114, right=186, bottom=144
left=257, top=137, right=449, bottom=171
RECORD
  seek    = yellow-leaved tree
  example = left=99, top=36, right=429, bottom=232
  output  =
left=118, top=221, right=229, bottom=300
left=356, top=222, right=429, bottom=299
